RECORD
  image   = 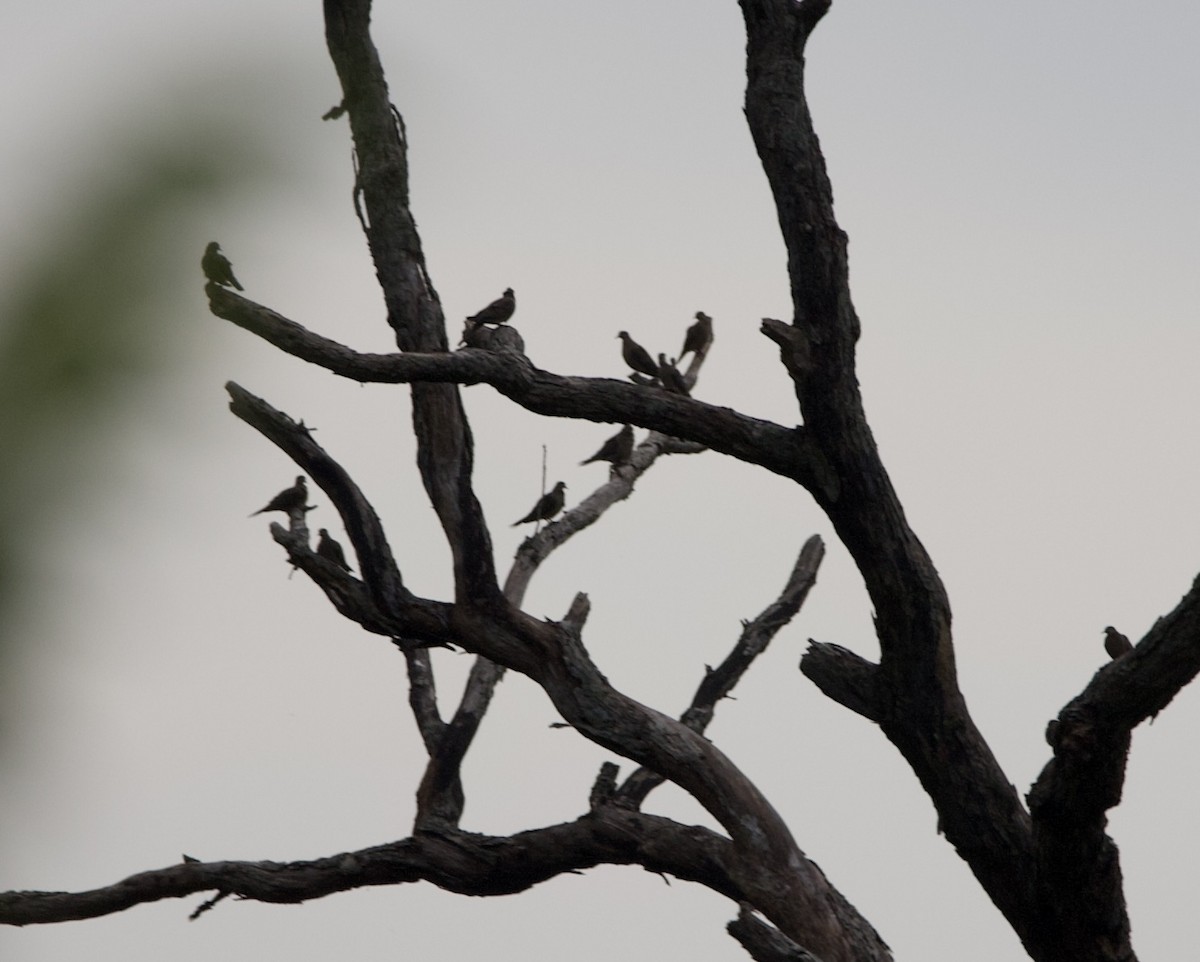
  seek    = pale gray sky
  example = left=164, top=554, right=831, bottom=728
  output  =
left=2, top=2, right=1198, bottom=960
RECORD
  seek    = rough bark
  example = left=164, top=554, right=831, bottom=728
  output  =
left=6, top=2, right=1199, bottom=961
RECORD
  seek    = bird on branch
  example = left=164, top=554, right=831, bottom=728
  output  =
left=657, top=354, right=690, bottom=396
left=317, top=528, right=352, bottom=571
left=680, top=311, right=713, bottom=360
left=467, top=288, right=515, bottom=326
left=201, top=242, right=243, bottom=291
left=618, top=331, right=658, bottom=378
left=581, top=424, right=634, bottom=467
left=250, top=476, right=308, bottom=517
left=512, top=481, right=567, bottom=527
left=1104, top=626, right=1133, bottom=659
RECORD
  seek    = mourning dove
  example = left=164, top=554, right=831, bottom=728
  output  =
left=1104, top=626, right=1133, bottom=659
left=250, top=476, right=307, bottom=517
left=618, top=331, right=658, bottom=377
left=680, top=311, right=713, bottom=360
left=317, top=528, right=352, bottom=571
left=202, top=242, right=243, bottom=291
left=467, top=288, right=515, bottom=325
left=512, top=481, right=567, bottom=526
left=581, top=424, right=634, bottom=467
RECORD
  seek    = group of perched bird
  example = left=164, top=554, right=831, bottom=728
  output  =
left=454, top=291, right=712, bottom=530
left=236, top=275, right=712, bottom=539
left=510, top=421, right=641, bottom=527
left=459, top=295, right=715, bottom=529
left=250, top=476, right=352, bottom=572
left=229, top=266, right=1149, bottom=661
left=617, top=311, right=712, bottom=396
left=458, top=288, right=714, bottom=398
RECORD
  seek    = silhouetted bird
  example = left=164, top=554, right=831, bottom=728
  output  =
left=317, top=528, right=352, bottom=571
left=581, top=424, right=634, bottom=467
left=467, top=288, right=515, bottom=325
left=202, top=242, right=243, bottom=291
left=250, top=476, right=307, bottom=517
left=680, top=311, right=713, bottom=360
left=618, top=331, right=658, bottom=377
left=657, top=354, right=690, bottom=396
left=512, top=481, right=566, bottom=527
left=1104, top=626, right=1133, bottom=659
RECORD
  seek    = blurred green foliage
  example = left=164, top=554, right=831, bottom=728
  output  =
left=0, top=105, right=273, bottom=743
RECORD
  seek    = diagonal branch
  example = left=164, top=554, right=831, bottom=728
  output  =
left=324, top=0, right=499, bottom=604
left=419, top=407, right=713, bottom=828
left=506, top=429, right=707, bottom=601
left=739, top=0, right=1042, bottom=950
left=615, top=535, right=825, bottom=807
left=728, top=904, right=824, bottom=962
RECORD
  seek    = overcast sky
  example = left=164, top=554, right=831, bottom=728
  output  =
left=2, top=2, right=1199, bottom=960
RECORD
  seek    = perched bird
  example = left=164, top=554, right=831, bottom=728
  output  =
left=581, top=424, right=634, bottom=467
left=618, top=331, right=658, bottom=377
left=1104, top=626, right=1133, bottom=660
left=467, top=288, right=515, bottom=325
left=201, top=241, right=243, bottom=291
left=317, top=528, right=352, bottom=572
left=657, top=354, right=690, bottom=396
left=250, top=476, right=307, bottom=517
left=512, top=481, right=567, bottom=527
left=680, top=311, right=713, bottom=360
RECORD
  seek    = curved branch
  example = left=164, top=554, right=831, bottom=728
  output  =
left=0, top=811, right=739, bottom=926
left=206, top=286, right=830, bottom=492
left=227, top=380, right=410, bottom=616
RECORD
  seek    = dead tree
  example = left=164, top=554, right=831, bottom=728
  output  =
left=2, top=1, right=1198, bottom=960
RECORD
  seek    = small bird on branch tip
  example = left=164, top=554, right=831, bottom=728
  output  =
left=201, top=241, right=243, bottom=291
left=1104, top=626, right=1133, bottom=659
left=680, top=311, right=713, bottom=360
left=617, top=331, right=658, bottom=378
left=657, top=354, right=690, bottom=396
left=317, top=528, right=352, bottom=571
left=467, top=288, right=515, bottom=325
left=581, top=424, right=634, bottom=467
left=250, top=476, right=308, bottom=517
left=512, top=481, right=567, bottom=527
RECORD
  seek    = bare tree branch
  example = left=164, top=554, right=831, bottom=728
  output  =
left=404, top=648, right=446, bottom=753
left=1022, top=574, right=1200, bottom=956
left=228, top=381, right=409, bottom=616
left=205, top=285, right=830, bottom=492
left=616, top=535, right=826, bottom=807
left=0, top=812, right=740, bottom=926
left=419, top=381, right=713, bottom=828
left=737, top=1, right=1051, bottom=953
left=728, top=904, right=824, bottom=962
left=800, top=643, right=881, bottom=723
left=324, top=0, right=499, bottom=605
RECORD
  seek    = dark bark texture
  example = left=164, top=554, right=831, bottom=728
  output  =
left=5, top=2, right=1199, bottom=961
